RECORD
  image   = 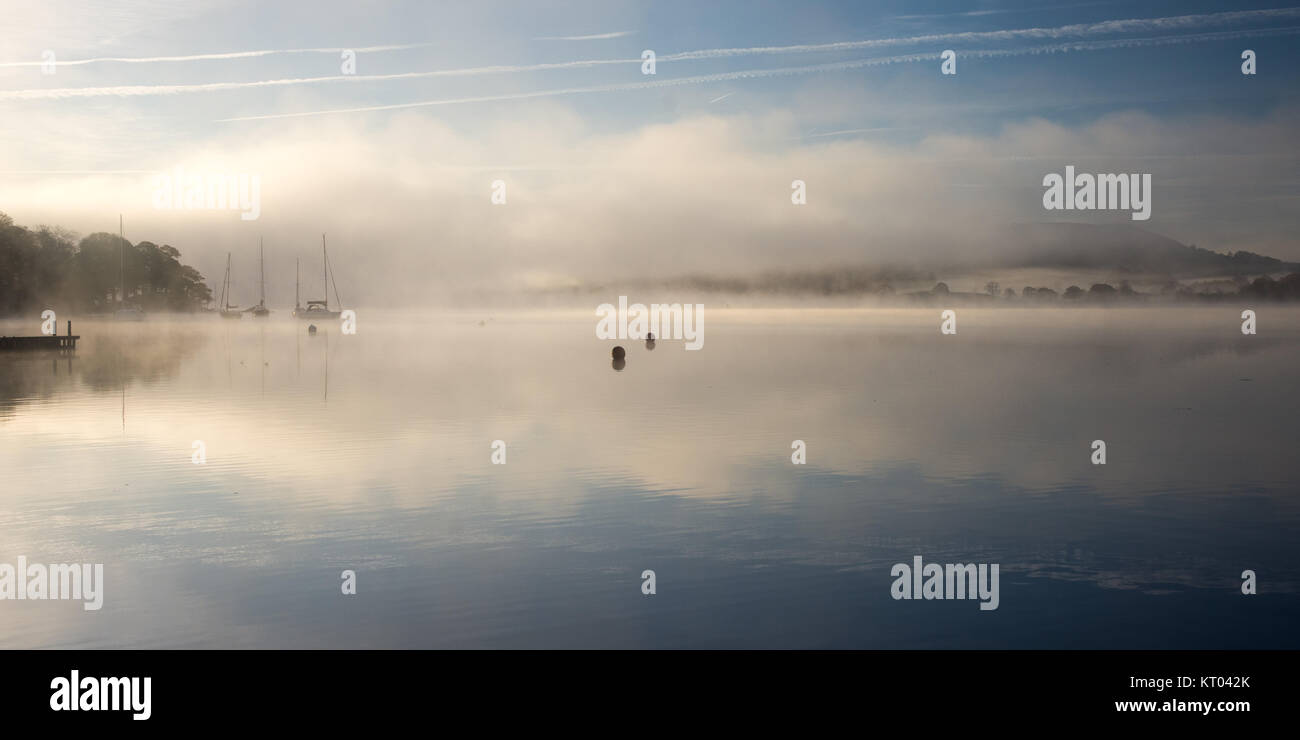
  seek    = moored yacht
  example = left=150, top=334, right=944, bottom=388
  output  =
left=218, top=252, right=242, bottom=319
left=250, top=238, right=270, bottom=317
left=114, top=215, right=147, bottom=321
left=293, top=235, right=344, bottom=319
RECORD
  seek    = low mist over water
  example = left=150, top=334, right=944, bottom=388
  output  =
left=1, top=308, right=1295, bottom=648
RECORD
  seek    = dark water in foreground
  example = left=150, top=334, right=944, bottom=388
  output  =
left=0, top=308, right=1297, bottom=648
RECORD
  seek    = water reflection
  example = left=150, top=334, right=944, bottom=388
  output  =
left=0, top=321, right=207, bottom=418
left=0, top=309, right=1297, bottom=648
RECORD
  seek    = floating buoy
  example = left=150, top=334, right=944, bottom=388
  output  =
left=646, top=332, right=655, bottom=341
left=612, top=346, right=626, bottom=360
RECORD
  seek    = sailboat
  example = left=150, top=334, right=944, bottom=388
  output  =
left=249, top=238, right=270, bottom=317
left=293, top=234, right=343, bottom=319
left=113, top=215, right=145, bottom=321
left=218, top=253, right=243, bottom=319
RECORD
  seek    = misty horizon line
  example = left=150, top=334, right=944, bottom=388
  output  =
left=4, top=206, right=1299, bottom=315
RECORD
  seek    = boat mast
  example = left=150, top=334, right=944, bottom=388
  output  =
left=322, top=234, right=328, bottom=310
left=259, top=237, right=266, bottom=308
left=118, top=214, right=124, bottom=305
left=221, top=253, right=231, bottom=310
left=295, top=257, right=300, bottom=311
left=325, top=240, right=343, bottom=310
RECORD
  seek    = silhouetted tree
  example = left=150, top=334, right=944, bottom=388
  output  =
left=0, top=211, right=210, bottom=315
left=1089, top=283, right=1117, bottom=300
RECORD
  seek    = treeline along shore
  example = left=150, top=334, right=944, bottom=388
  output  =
left=0, top=211, right=211, bottom=316
left=901, top=276, right=1300, bottom=305
left=4, top=210, right=1300, bottom=315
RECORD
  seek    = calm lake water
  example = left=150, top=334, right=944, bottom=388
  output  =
left=1, top=308, right=1297, bottom=648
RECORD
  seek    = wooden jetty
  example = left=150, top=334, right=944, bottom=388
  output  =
left=0, top=321, right=79, bottom=353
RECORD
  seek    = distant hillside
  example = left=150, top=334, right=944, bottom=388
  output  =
left=994, top=223, right=1300, bottom=277
left=527, top=222, right=1298, bottom=299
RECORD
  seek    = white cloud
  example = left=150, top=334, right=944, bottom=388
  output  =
left=3, top=104, right=1296, bottom=307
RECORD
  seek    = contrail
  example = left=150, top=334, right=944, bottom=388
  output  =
left=894, top=9, right=1023, bottom=19
left=8, top=7, right=1296, bottom=100
left=709, top=92, right=733, bottom=104
left=893, top=2, right=1121, bottom=20
left=535, top=31, right=635, bottom=41
left=4, top=6, right=1282, bottom=71
left=0, top=58, right=638, bottom=100
left=216, top=26, right=1300, bottom=122
left=215, top=58, right=940, bottom=121
left=661, top=6, right=1300, bottom=59
left=0, top=42, right=433, bottom=68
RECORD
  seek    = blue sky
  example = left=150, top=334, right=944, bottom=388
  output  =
left=2, top=0, right=1298, bottom=302
left=7, top=1, right=1298, bottom=135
